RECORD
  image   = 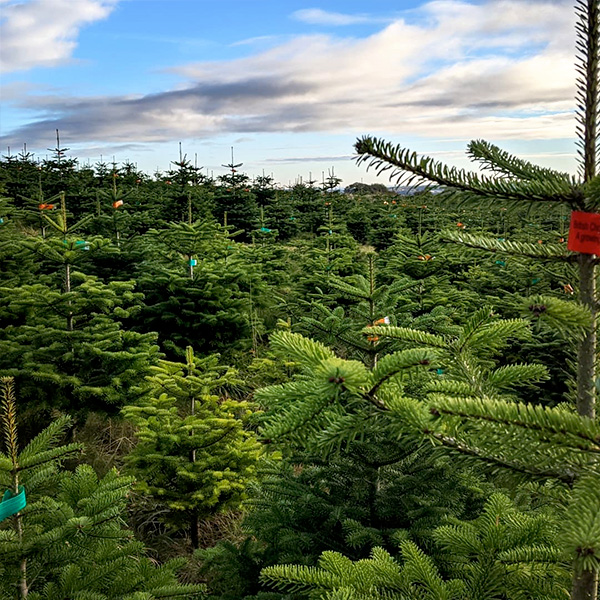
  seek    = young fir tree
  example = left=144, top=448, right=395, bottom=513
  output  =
left=130, top=221, right=256, bottom=358
left=214, top=151, right=259, bottom=238
left=0, top=197, right=159, bottom=419
left=162, top=145, right=209, bottom=224
left=0, top=377, right=204, bottom=600
left=260, top=493, right=569, bottom=599
left=291, top=252, right=416, bottom=364
left=248, top=315, right=548, bottom=584
left=122, top=347, right=261, bottom=549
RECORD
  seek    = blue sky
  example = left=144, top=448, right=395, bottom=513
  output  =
left=0, top=0, right=578, bottom=185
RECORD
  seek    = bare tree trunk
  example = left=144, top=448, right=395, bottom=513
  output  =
left=190, top=510, right=199, bottom=550
left=577, top=253, right=597, bottom=420
left=572, top=569, right=598, bottom=600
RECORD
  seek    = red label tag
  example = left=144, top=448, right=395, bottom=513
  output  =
left=567, top=211, right=600, bottom=254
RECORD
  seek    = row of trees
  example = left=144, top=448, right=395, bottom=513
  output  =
left=0, top=153, right=591, bottom=598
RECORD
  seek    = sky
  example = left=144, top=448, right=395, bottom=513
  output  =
left=0, top=0, right=580, bottom=186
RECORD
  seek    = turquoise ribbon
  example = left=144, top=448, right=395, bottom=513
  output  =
left=0, top=486, right=26, bottom=522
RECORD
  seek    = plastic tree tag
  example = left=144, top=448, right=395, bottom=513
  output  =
left=0, top=218, right=4, bottom=224
left=366, top=316, right=390, bottom=342
left=259, top=227, right=271, bottom=233
left=189, top=259, right=197, bottom=266
left=567, top=211, right=600, bottom=254
left=113, top=200, right=124, bottom=209
left=0, top=486, right=26, bottom=522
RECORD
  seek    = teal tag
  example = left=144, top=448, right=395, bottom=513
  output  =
left=495, top=260, right=506, bottom=266
left=0, top=486, right=26, bottom=522
left=189, top=259, right=197, bottom=266
left=436, top=368, right=444, bottom=375
left=260, top=227, right=271, bottom=233
left=531, top=278, right=540, bottom=285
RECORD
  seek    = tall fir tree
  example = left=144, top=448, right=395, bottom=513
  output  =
left=354, top=2, right=600, bottom=596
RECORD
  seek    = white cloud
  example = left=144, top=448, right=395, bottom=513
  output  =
left=291, top=8, right=388, bottom=26
left=0, top=0, right=118, bottom=73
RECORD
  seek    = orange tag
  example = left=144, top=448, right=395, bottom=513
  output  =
left=373, top=316, right=390, bottom=326
left=568, top=211, right=600, bottom=254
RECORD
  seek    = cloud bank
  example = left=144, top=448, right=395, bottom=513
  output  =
left=0, top=0, right=118, bottom=73
left=1, top=0, right=577, bottom=152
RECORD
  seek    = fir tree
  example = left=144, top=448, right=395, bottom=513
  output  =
left=122, top=347, right=261, bottom=548
left=0, top=255, right=159, bottom=419
left=0, top=377, right=204, bottom=599
left=354, top=1, right=600, bottom=597
left=260, top=493, right=569, bottom=599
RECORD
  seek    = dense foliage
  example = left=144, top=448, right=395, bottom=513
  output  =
left=1, top=2, right=599, bottom=597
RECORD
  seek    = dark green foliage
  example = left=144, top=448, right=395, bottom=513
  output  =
left=215, top=168, right=260, bottom=238
left=134, top=260, right=253, bottom=358
left=0, top=379, right=204, bottom=599
left=260, top=493, right=569, bottom=599
left=0, top=272, right=159, bottom=418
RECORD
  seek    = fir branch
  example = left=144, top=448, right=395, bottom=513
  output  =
left=363, top=326, right=447, bottom=348
left=355, top=136, right=582, bottom=207
left=1, top=377, right=18, bottom=473
left=430, top=395, right=600, bottom=452
left=467, top=139, right=574, bottom=182
left=442, top=230, right=578, bottom=262
left=428, top=431, right=576, bottom=485
left=367, top=348, right=436, bottom=400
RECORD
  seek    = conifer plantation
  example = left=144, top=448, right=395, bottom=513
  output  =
left=1, top=1, right=600, bottom=598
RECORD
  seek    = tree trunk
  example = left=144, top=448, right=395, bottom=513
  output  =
left=577, top=253, right=597, bottom=419
left=190, top=510, right=199, bottom=550
left=572, top=0, right=599, bottom=595
left=571, top=569, right=598, bottom=600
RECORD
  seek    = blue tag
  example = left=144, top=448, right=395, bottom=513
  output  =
left=0, top=487, right=26, bottom=522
